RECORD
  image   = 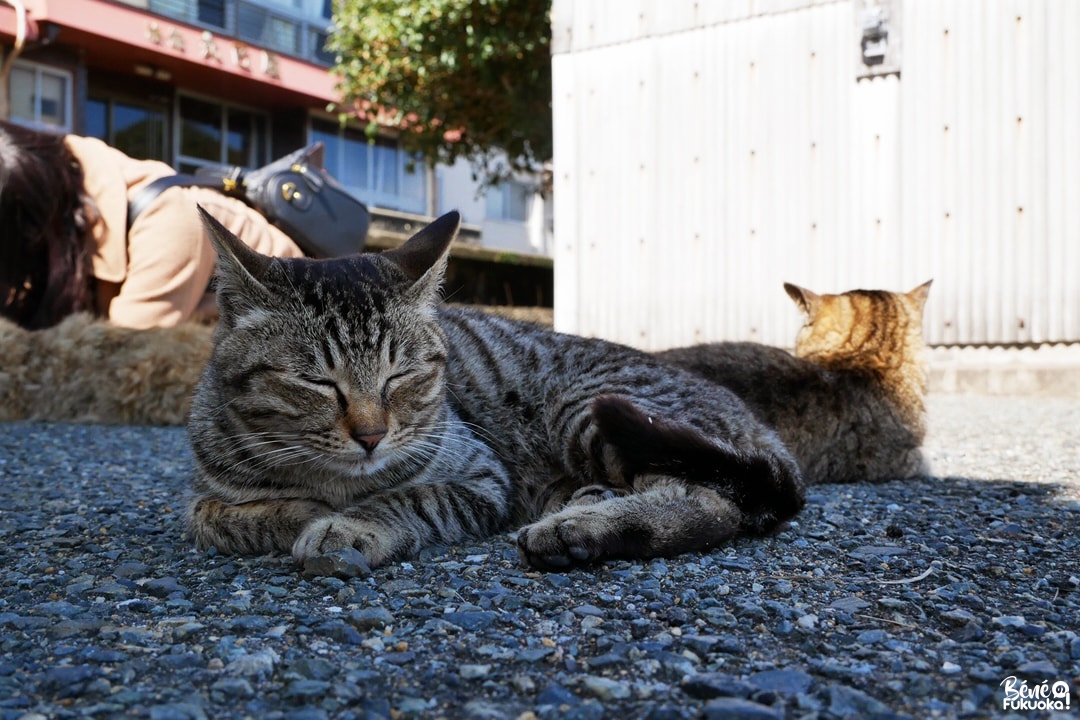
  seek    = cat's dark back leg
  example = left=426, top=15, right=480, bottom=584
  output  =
left=592, top=395, right=805, bottom=533
left=517, top=395, right=805, bottom=569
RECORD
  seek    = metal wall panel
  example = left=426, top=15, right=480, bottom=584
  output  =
left=552, top=0, right=1080, bottom=349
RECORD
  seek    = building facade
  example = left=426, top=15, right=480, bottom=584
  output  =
left=0, top=0, right=552, bottom=264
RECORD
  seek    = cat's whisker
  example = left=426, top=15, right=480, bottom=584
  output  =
left=430, top=417, right=507, bottom=449
left=224, top=444, right=316, bottom=473
left=411, top=428, right=508, bottom=463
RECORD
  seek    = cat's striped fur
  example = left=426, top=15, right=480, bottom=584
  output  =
left=657, top=281, right=931, bottom=485
left=186, top=209, right=804, bottom=571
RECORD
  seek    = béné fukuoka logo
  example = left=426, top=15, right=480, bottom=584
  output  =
left=999, top=676, right=1072, bottom=712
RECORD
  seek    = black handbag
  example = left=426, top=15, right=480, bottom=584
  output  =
left=127, top=142, right=370, bottom=259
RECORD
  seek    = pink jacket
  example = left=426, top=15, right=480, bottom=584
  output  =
left=65, top=135, right=304, bottom=328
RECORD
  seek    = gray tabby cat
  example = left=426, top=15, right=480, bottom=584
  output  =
left=187, top=209, right=804, bottom=571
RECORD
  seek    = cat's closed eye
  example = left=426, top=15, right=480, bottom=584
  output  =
left=298, top=375, right=338, bottom=390
left=300, top=375, right=348, bottom=409
left=386, top=370, right=412, bottom=384
left=382, top=370, right=416, bottom=399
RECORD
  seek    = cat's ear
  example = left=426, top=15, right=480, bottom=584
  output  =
left=198, top=205, right=274, bottom=321
left=907, top=279, right=933, bottom=309
left=784, top=283, right=821, bottom=316
left=384, top=210, right=460, bottom=299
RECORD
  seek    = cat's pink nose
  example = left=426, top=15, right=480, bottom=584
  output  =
left=352, top=429, right=386, bottom=453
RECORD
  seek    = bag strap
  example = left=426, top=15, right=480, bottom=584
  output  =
left=127, top=174, right=230, bottom=230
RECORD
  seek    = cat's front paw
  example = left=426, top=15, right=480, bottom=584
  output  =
left=517, top=507, right=625, bottom=570
left=292, top=515, right=385, bottom=570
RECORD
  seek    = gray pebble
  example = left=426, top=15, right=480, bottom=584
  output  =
left=148, top=703, right=208, bottom=720
left=827, top=684, right=893, bottom=716
left=350, top=606, right=393, bottom=630
left=300, top=547, right=371, bottom=579
left=582, top=676, right=631, bottom=701
left=460, top=664, right=492, bottom=679
left=746, top=669, right=814, bottom=695
left=702, top=697, right=782, bottom=720
left=681, top=673, right=755, bottom=700
left=443, top=610, right=498, bottom=631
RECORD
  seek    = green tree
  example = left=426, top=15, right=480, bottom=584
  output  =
left=329, top=0, right=552, bottom=187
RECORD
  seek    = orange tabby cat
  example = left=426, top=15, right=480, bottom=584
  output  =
left=657, top=281, right=932, bottom=484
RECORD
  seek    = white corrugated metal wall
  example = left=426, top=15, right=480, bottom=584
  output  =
left=551, top=0, right=1080, bottom=349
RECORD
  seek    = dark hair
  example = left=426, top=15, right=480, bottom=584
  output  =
left=0, top=119, right=96, bottom=328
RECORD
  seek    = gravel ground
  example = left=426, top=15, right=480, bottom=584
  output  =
left=1, top=394, right=1077, bottom=720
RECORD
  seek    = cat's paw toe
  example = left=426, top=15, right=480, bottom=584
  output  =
left=534, top=552, right=571, bottom=569
left=517, top=513, right=607, bottom=570
left=292, top=517, right=340, bottom=560
left=292, top=516, right=378, bottom=566
left=567, top=544, right=591, bottom=561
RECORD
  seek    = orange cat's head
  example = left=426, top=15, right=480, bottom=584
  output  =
left=783, top=280, right=932, bottom=371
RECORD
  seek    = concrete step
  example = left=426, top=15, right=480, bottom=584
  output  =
left=928, top=344, right=1080, bottom=398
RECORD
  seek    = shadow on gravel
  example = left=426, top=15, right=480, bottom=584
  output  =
left=1, top=423, right=1078, bottom=720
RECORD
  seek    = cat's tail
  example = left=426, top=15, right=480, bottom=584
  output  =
left=591, top=395, right=805, bottom=534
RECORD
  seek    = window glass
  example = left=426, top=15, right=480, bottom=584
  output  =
left=115, top=104, right=166, bottom=160
left=38, top=73, right=67, bottom=127
left=180, top=97, right=222, bottom=163
left=9, top=66, right=35, bottom=121
left=148, top=0, right=189, bottom=20
left=311, top=120, right=341, bottom=165
left=400, top=154, right=427, bottom=205
left=311, top=29, right=335, bottom=64
left=237, top=3, right=267, bottom=40
left=486, top=180, right=531, bottom=222
left=506, top=182, right=530, bottom=221
left=310, top=119, right=426, bottom=213
left=313, top=118, right=367, bottom=189
left=178, top=98, right=266, bottom=169
left=341, top=133, right=370, bottom=190
left=8, top=63, right=72, bottom=130
left=226, top=109, right=252, bottom=166
left=373, top=144, right=398, bottom=196
left=485, top=186, right=505, bottom=220
left=85, top=98, right=107, bottom=140
left=268, top=17, right=300, bottom=53
left=86, top=97, right=167, bottom=162
left=198, top=0, right=226, bottom=27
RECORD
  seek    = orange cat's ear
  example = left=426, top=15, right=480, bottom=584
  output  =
left=784, top=283, right=820, bottom=316
left=907, top=279, right=933, bottom=309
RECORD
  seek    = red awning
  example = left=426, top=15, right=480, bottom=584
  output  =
left=1, top=0, right=340, bottom=108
